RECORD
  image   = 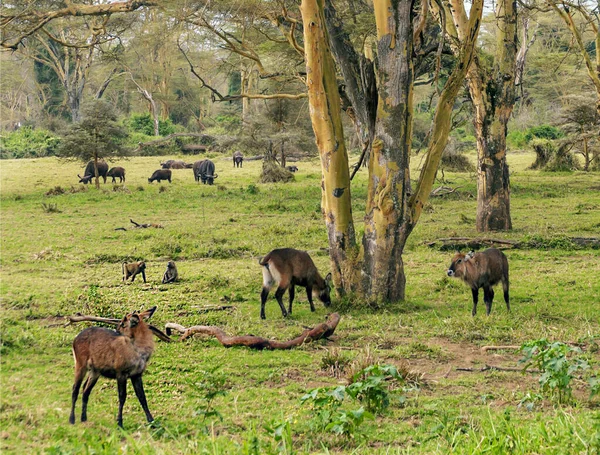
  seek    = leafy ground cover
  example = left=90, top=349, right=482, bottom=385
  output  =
left=1, top=152, right=599, bottom=454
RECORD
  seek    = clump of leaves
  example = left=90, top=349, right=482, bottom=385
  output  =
left=301, top=363, right=408, bottom=440
left=45, top=186, right=65, bottom=196
left=159, top=185, right=168, bottom=193
left=321, top=348, right=351, bottom=378
left=520, top=339, right=595, bottom=404
left=41, top=202, right=61, bottom=213
left=300, top=386, right=373, bottom=440
left=189, top=367, right=229, bottom=425
left=246, top=184, right=259, bottom=194
left=347, top=364, right=405, bottom=413
left=264, top=419, right=294, bottom=454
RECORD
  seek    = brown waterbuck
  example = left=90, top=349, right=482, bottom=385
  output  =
left=447, top=248, right=510, bottom=316
left=69, top=306, right=157, bottom=428
left=259, top=248, right=332, bottom=319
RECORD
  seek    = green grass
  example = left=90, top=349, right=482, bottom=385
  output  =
left=1, top=152, right=599, bottom=454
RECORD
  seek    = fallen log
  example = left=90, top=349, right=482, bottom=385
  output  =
left=165, top=313, right=341, bottom=350
left=130, top=219, right=163, bottom=229
left=481, top=345, right=520, bottom=353
left=456, top=364, right=540, bottom=373
left=427, top=237, right=519, bottom=250
left=65, top=314, right=172, bottom=343
left=428, top=236, right=600, bottom=251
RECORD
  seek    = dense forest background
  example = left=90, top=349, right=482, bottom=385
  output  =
left=1, top=0, right=597, bottom=168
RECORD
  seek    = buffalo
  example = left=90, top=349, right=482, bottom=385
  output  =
left=286, top=165, right=298, bottom=173
left=78, top=161, right=109, bottom=184
left=193, top=159, right=217, bottom=185
left=233, top=151, right=243, bottom=168
left=161, top=160, right=188, bottom=169
left=148, top=169, right=172, bottom=183
left=107, top=167, right=126, bottom=183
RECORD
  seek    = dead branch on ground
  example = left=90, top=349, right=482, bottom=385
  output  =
left=165, top=313, right=341, bottom=350
left=481, top=345, right=520, bottom=353
left=456, top=364, right=540, bottom=373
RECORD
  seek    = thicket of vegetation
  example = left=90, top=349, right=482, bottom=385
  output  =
left=1, top=0, right=599, bottom=452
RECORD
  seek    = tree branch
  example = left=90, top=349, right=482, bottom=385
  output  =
left=1, top=0, right=157, bottom=50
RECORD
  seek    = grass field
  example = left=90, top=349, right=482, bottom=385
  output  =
left=1, top=152, right=599, bottom=454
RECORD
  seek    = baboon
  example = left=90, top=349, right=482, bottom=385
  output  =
left=122, top=261, right=147, bottom=283
left=161, top=261, right=178, bottom=284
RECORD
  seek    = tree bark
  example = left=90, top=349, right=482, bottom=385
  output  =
left=300, top=0, right=357, bottom=295
left=359, top=0, right=414, bottom=302
left=448, top=0, right=516, bottom=232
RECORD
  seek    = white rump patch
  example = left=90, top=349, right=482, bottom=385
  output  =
left=262, top=262, right=282, bottom=289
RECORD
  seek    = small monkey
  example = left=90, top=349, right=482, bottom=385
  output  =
left=122, top=261, right=147, bottom=283
left=162, top=261, right=178, bottom=284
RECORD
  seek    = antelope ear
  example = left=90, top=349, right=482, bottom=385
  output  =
left=325, top=272, right=332, bottom=283
left=139, top=306, right=157, bottom=320
left=466, top=251, right=475, bottom=260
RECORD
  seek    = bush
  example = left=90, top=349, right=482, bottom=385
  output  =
left=0, top=127, right=60, bottom=159
left=127, top=113, right=176, bottom=136
left=260, top=161, right=295, bottom=183
left=524, top=125, right=563, bottom=142
left=507, top=130, right=528, bottom=149
left=529, top=139, right=556, bottom=169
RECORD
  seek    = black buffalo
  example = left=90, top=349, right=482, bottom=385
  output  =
left=148, top=169, right=172, bottom=183
left=286, top=166, right=298, bottom=173
left=193, top=160, right=217, bottom=185
left=233, top=151, right=243, bottom=168
left=107, top=167, right=126, bottom=183
left=78, top=160, right=109, bottom=184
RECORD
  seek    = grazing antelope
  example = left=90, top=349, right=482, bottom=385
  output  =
left=259, top=248, right=332, bottom=319
left=447, top=248, right=510, bottom=316
left=69, top=307, right=157, bottom=428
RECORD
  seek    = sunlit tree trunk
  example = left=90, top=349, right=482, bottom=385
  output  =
left=358, top=0, right=414, bottom=301
left=300, top=0, right=357, bottom=295
left=302, top=0, right=482, bottom=303
left=448, top=0, right=516, bottom=231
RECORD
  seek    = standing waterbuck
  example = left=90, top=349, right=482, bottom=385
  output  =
left=69, top=307, right=157, bottom=428
left=259, top=248, right=332, bottom=319
left=447, top=248, right=510, bottom=316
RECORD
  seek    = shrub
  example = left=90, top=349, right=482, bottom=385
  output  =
left=260, top=161, right=295, bottom=183
left=0, top=127, right=60, bottom=159
left=507, top=130, right=528, bottom=149
left=524, top=125, right=563, bottom=142
left=520, top=339, right=596, bottom=404
left=529, top=139, right=556, bottom=169
left=127, top=113, right=176, bottom=136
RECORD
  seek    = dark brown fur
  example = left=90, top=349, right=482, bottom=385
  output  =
left=148, top=169, right=172, bottom=183
left=78, top=160, right=109, bottom=184
left=259, top=248, right=332, bottom=319
left=233, top=151, right=243, bottom=168
left=447, top=248, right=510, bottom=316
left=69, top=307, right=156, bottom=427
left=107, top=166, right=126, bottom=183
left=122, top=261, right=146, bottom=283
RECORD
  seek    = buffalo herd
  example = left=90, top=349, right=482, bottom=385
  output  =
left=77, top=151, right=298, bottom=186
left=77, top=158, right=220, bottom=186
